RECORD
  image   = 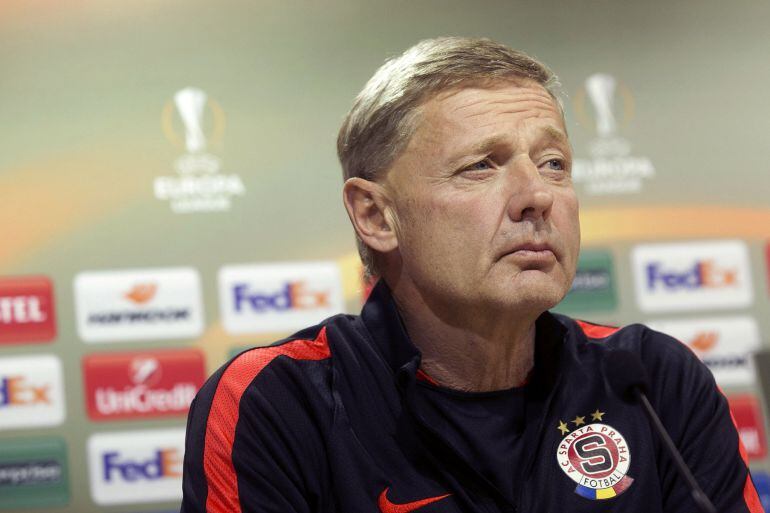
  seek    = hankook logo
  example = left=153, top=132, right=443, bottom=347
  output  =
left=648, top=316, right=759, bottom=386
left=74, top=268, right=204, bottom=343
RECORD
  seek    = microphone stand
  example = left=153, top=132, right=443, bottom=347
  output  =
left=633, top=388, right=718, bottom=513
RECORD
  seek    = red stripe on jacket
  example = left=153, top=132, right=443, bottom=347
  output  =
left=576, top=320, right=620, bottom=339
left=724, top=393, right=764, bottom=512
left=203, top=328, right=331, bottom=513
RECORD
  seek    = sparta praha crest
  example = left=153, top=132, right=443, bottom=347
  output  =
left=556, top=422, right=634, bottom=500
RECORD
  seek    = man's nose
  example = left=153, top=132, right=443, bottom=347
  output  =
left=505, top=158, right=554, bottom=223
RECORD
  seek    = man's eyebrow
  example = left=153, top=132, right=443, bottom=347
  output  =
left=446, top=134, right=509, bottom=168
left=541, top=126, right=569, bottom=145
left=445, top=128, right=569, bottom=168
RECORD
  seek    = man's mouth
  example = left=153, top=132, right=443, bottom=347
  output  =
left=499, top=242, right=559, bottom=264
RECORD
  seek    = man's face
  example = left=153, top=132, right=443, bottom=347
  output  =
left=383, top=81, right=580, bottom=319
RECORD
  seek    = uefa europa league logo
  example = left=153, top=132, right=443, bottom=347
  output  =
left=156, top=87, right=246, bottom=213
left=572, top=73, right=655, bottom=195
left=174, top=88, right=208, bottom=154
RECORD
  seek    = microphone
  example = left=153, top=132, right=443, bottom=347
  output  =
left=603, top=350, right=718, bottom=513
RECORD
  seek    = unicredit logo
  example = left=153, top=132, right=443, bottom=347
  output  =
left=83, top=349, right=204, bottom=421
left=645, top=261, right=738, bottom=290
left=233, top=281, right=330, bottom=312
left=102, top=448, right=181, bottom=482
left=94, top=383, right=196, bottom=416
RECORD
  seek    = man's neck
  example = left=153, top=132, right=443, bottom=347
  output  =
left=389, top=280, right=538, bottom=393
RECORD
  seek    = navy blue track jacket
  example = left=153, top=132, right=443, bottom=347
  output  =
left=181, top=281, right=762, bottom=513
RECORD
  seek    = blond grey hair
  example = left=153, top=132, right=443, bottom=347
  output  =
left=337, top=36, right=562, bottom=277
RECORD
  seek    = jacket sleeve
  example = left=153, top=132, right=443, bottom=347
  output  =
left=642, top=328, right=763, bottom=513
left=180, top=342, right=332, bottom=513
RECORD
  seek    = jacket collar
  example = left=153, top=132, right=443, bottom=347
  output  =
left=359, top=280, right=422, bottom=380
left=359, top=279, right=570, bottom=391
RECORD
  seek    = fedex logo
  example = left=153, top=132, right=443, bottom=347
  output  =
left=0, top=276, right=56, bottom=345
left=233, top=281, right=330, bottom=312
left=88, top=428, right=184, bottom=505
left=220, top=262, right=344, bottom=334
left=0, top=376, right=49, bottom=406
left=102, top=448, right=181, bottom=482
left=0, top=355, right=64, bottom=430
left=633, top=241, right=752, bottom=312
left=646, top=261, right=737, bottom=291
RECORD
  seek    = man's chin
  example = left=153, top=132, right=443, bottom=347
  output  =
left=487, top=277, right=567, bottom=313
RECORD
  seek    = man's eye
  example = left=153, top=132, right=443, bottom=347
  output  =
left=545, top=159, right=565, bottom=171
left=464, top=159, right=492, bottom=172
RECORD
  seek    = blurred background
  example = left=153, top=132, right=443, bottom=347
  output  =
left=2, top=0, right=770, bottom=511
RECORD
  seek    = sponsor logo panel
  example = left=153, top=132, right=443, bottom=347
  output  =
left=219, top=262, right=344, bottom=334
left=83, top=349, right=205, bottom=421
left=647, top=316, right=760, bottom=387
left=727, top=394, right=767, bottom=460
left=555, top=250, right=617, bottom=313
left=74, top=268, right=204, bottom=343
left=0, top=354, right=65, bottom=430
left=0, top=276, right=56, bottom=345
left=0, top=437, right=69, bottom=509
left=88, top=428, right=185, bottom=506
left=632, top=240, right=752, bottom=312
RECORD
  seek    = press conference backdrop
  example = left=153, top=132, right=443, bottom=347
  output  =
left=2, top=1, right=770, bottom=511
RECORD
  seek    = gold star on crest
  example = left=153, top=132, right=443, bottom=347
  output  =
left=557, top=420, right=570, bottom=435
left=591, top=409, right=605, bottom=421
left=572, top=415, right=586, bottom=427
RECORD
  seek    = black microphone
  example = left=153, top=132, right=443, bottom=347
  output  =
left=603, top=350, right=718, bottom=513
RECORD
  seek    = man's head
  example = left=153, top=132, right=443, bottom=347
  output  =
left=339, top=37, right=580, bottom=319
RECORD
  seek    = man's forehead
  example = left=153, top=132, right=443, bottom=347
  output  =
left=410, top=82, right=566, bottom=145
left=425, top=81, right=561, bottom=122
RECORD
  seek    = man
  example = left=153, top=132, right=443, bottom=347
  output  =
left=181, top=37, right=761, bottom=512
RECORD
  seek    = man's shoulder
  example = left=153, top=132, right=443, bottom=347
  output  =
left=202, top=314, right=359, bottom=399
left=552, top=312, right=705, bottom=382
left=553, top=313, right=696, bottom=364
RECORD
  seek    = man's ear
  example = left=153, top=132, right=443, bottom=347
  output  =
left=342, top=177, right=399, bottom=254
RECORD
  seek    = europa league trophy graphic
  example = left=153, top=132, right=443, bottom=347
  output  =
left=174, top=87, right=208, bottom=154
left=585, top=74, right=617, bottom=139
left=584, top=73, right=630, bottom=158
